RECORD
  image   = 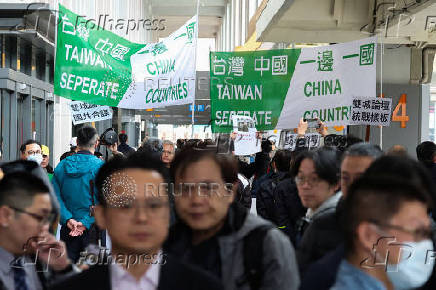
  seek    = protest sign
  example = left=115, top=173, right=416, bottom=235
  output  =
left=210, top=37, right=377, bottom=132
left=279, top=131, right=321, bottom=151
left=232, top=115, right=261, bottom=156
left=69, top=101, right=113, bottom=125
left=349, top=96, right=392, bottom=126
left=55, top=4, right=197, bottom=109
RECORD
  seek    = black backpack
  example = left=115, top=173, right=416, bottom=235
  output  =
left=236, top=224, right=274, bottom=290
left=236, top=176, right=252, bottom=209
left=256, top=173, right=286, bottom=223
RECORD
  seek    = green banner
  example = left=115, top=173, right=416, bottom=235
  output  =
left=54, top=5, right=198, bottom=109
left=210, top=37, right=377, bottom=133
left=54, top=4, right=142, bottom=107
left=210, top=49, right=301, bottom=133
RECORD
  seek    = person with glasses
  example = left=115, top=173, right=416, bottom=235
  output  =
left=291, top=147, right=341, bottom=248
left=332, top=177, right=434, bottom=290
left=164, top=147, right=300, bottom=290
left=0, top=172, right=77, bottom=290
left=20, top=140, right=43, bottom=166
left=51, top=151, right=222, bottom=290
left=298, top=143, right=382, bottom=276
left=301, top=154, right=436, bottom=290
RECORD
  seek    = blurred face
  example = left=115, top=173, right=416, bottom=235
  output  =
left=21, top=143, right=42, bottom=160
left=340, top=156, right=374, bottom=197
left=161, top=144, right=175, bottom=165
left=296, top=158, right=338, bottom=211
left=0, top=194, right=52, bottom=255
left=358, top=201, right=431, bottom=266
left=95, top=169, right=169, bottom=254
left=41, top=155, right=49, bottom=168
left=174, top=158, right=235, bottom=232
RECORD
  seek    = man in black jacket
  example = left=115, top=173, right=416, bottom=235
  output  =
left=298, top=143, right=382, bottom=281
left=51, top=151, right=222, bottom=290
left=117, top=133, right=136, bottom=156
left=256, top=149, right=295, bottom=223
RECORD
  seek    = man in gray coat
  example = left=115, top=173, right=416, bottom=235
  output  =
left=164, top=147, right=300, bottom=290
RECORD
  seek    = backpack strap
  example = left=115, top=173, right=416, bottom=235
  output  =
left=237, top=224, right=274, bottom=290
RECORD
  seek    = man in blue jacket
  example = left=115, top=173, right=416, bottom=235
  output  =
left=53, top=126, right=104, bottom=262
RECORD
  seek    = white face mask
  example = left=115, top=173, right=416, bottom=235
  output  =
left=27, top=153, right=43, bottom=165
left=386, top=239, right=435, bottom=290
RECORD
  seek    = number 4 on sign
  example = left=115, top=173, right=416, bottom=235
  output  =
left=392, top=94, right=409, bottom=128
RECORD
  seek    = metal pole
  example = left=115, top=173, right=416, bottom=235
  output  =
left=191, top=0, right=200, bottom=138
left=380, top=41, right=384, bottom=149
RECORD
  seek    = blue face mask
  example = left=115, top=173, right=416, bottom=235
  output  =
left=27, top=153, right=43, bottom=165
left=386, top=239, right=434, bottom=290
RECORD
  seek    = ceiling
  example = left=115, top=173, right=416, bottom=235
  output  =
left=256, top=0, right=436, bottom=45
left=151, top=0, right=226, bottom=39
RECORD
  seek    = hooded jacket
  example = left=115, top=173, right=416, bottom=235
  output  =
left=164, top=203, right=300, bottom=290
left=52, top=152, right=104, bottom=229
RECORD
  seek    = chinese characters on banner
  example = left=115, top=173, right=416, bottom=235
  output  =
left=232, top=115, right=261, bottom=156
left=69, top=101, right=113, bottom=125
left=280, top=131, right=321, bottom=151
left=55, top=5, right=197, bottom=109
left=349, top=97, right=392, bottom=126
left=210, top=37, right=377, bottom=133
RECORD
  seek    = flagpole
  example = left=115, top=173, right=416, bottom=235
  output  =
left=191, top=0, right=200, bottom=138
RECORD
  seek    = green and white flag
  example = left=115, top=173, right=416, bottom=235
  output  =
left=54, top=4, right=197, bottom=109
left=210, top=37, right=376, bottom=133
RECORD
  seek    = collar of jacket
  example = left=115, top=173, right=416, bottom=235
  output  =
left=165, top=202, right=249, bottom=251
left=77, top=150, right=94, bottom=156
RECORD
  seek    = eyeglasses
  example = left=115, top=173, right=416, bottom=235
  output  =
left=370, top=220, right=432, bottom=240
left=9, top=207, right=56, bottom=226
left=26, top=150, right=41, bottom=155
left=295, top=176, right=321, bottom=187
left=162, top=150, right=174, bottom=155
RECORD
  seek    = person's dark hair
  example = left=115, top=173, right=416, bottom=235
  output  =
left=171, top=147, right=238, bottom=185
left=273, top=149, right=293, bottom=172
left=119, top=133, right=128, bottom=144
left=345, top=135, right=363, bottom=149
left=363, top=155, right=436, bottom=216
left=176, top=139, right=185, bottom=150
left=291, top=147, right=340, bottom=186
left=416, top=141, right=436, bottom=169
left=342, top=176, right=432, bottom=252
left=60, top=151, right=76, bottom=161
left=77, top=126, right=98, bottom=148
left=0, top=172, right=50, bottom=209
left=20, top=139, right=41, bottom=153
left=342, top=142, right=383, bottom=162
left=95, top=151, right=169, bottom=207
left=261, top=139, right=273, bottom=153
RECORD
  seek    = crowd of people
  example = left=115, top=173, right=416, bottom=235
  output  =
left=1, top=122, right=436, bottom=289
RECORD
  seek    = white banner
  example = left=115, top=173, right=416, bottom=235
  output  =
left=118, top=16, right=198, bottom=109
left=69, top=101, right=113, bottom=125
left=276, top=37, right=377, bottom=128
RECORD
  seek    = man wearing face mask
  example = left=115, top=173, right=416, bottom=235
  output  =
left=20, top=139, right=44, bottom=165
left=331, top=177, right=435, bottom=290
left=52, top=126, right=104, bottom=263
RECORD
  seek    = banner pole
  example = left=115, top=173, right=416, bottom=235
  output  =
left=191, top=0, right=200, bottom=138
left=380, top=41, right=384, bottom=149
